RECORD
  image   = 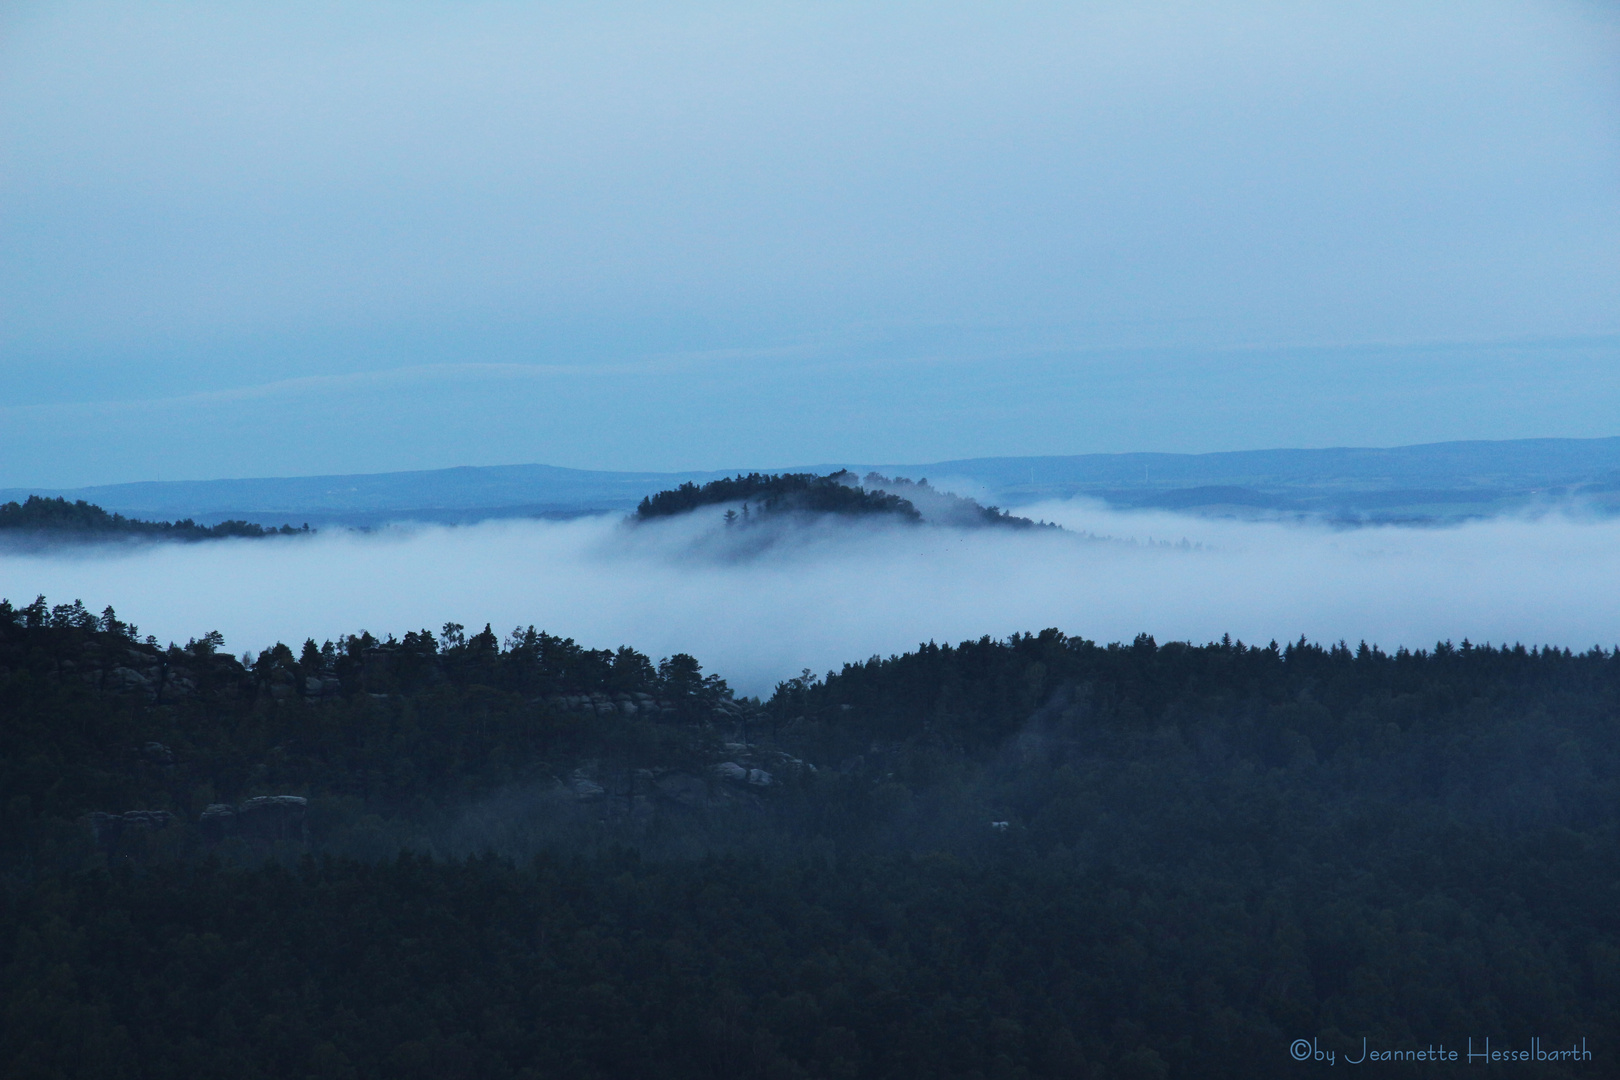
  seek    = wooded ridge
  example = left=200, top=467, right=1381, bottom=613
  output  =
left=0, top=598, right=1614, bottom=1077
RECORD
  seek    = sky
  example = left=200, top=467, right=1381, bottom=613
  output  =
left=8, top=505, right=1620, bottom=695
left=3, top=1, right=1619, bottom=486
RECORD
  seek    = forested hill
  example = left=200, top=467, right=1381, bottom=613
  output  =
left=0, top=494, right=311, bottom=541
left=1, top=598, right=1615, bottom=1077
left=635, top=469, right=1052, bottom=528
left=636, top=470, right=922, bottom=522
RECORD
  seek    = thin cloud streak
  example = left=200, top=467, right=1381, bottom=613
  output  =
left=3, top=507, right=1619, bottom=694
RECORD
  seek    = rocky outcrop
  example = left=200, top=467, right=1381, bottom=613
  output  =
left=139, top=741, right=175, bottom=765
left=198, top=803, right=236, bottom=841
left=303, top=675, right=342, bottom=698
left=236, top=795, right=308, bottom=840
left=85, top=809, right=176, bottom=849
left=107, top=665, right=156, bottom=694
left=712, top=761, right=777, bottom=787
left=540, top=690, right=768, bottom=725
left=162, top=668, right=199, bottom=699
left=65, top=649, right=202, bottom=702
left=568, top=772, right=606, bottom=801
left=197, top=795, right=308, bottom=842
left=545, top=692, right=679, bottom=720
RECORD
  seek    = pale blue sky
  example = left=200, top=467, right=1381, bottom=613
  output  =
left=3, top=1, right=1618, bottom=486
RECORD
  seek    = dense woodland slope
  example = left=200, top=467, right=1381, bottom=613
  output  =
left=0, top=496, right=310, bottom=542
left=0, top=597, right=1615, bottom=1077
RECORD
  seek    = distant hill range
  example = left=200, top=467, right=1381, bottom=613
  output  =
left=6, top=437, right=1620, bottom=526
left=923, top=436, right=1620, bottom=522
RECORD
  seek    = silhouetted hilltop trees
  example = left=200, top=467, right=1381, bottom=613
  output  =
left=1, top=600, right=1615, bottom=1077
left=636, top=470, right=923, bottom=522
left=634, top=469, right=1057, bottom=530
left=0, top=494, right=310, bottom=540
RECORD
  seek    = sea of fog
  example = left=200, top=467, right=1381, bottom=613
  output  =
left=4, top=502, right=1620, bottom=695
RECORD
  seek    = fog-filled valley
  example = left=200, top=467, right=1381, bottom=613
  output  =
left=5, top=503, right=1620, bottom=695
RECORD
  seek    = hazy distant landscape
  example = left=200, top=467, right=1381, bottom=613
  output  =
left=8, top=435, right=1620, bottom=528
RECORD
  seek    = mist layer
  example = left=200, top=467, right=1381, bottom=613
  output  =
left=3, top=505, right=1618, bottom=694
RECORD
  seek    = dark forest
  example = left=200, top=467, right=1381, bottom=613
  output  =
left=0, top=595, right=1613, bottom=1078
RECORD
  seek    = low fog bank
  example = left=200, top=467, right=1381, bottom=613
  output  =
left=3, top=505, right=1620, bottom=694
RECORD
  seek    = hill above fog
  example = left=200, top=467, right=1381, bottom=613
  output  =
left=636, top=471, right=923, bottom=524
left=6, top=435, right=1620, bottom=526
left=634, top=471, right=1051, bottom=531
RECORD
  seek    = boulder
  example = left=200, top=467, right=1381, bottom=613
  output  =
left=85, top=809, right=175, bottom=849
left=712, top=761, right=749, bottom=783
left=121, top=809, right=175, bottom=829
